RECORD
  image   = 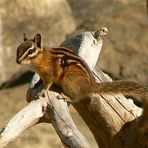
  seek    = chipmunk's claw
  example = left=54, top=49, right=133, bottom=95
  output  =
left=35, top=90, right=46, bottom=100
left=35, top=93, right=41, bottom=100
left=41, top=92, right=46, bottom=98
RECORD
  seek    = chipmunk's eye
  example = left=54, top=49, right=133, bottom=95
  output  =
left=28, top=48, right=34, bottom=55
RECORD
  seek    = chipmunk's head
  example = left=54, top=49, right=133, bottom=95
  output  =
left=16, top=33, right=42, bottom=65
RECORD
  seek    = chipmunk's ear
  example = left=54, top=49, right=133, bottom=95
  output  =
left=33, top=33, right=42, bottom=48
left=23, top=33, right=28, bottom=41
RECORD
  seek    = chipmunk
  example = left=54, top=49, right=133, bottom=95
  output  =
left=16, top=33, right=148, bottom=116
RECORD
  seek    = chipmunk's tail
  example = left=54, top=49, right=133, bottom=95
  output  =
left=91, top=80, right=148, bottom=114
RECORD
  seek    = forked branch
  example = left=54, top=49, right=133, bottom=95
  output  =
left=0, top=28, right=147, bottom=148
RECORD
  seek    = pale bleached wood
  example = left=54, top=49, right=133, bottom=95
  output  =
left=72, top=69, right=143, bottom=147
left=0, top=28, right=107, bottom=147
left=0, top=29, right=106, bottom=147
left=0, top=72, right=90, bottom=148
left=47, top=91, right=90, bottom=148
left=0, top=97, right=50, bottom=147
left=0, top=27, right=147, bottom=148
left=27, top=73, right=90, bottom=148
left=60, top=29, right=146, bottom=147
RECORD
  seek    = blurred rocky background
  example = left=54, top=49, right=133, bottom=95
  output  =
left=0, top=0, right=147, bottom=147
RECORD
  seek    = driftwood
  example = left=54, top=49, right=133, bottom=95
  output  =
left=0, top=28, right=147, bottom=148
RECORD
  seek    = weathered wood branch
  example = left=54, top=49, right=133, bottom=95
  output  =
left=73, top=69, right=144, bottom=148
left=59, top=30, right=148, bottom=147
left=0, top=96, right=50, bottom=147
left=0, top=73, right=90, bottom=148
left=0, top=28, right=106, bottom=147
left=0, top=28, right=147, bottom=148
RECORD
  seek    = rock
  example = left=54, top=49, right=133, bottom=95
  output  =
left=113, top=0, right=136, bottom=4
left=0, top=0, right=75, bottom=85
left=68, top=0, right=148, bottom=85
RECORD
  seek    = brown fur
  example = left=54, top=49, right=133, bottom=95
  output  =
left=31, top=49, right=62, bottom=84
left=16, top=34, right=148, bottom=117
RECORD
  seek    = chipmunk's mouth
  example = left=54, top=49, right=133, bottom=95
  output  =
left=16, top=58, right=32, bottom=65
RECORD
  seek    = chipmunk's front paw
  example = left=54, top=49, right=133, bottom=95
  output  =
left=35, top=90, right=46, bottom=99
left=35, top=93, right=41, bottom=100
